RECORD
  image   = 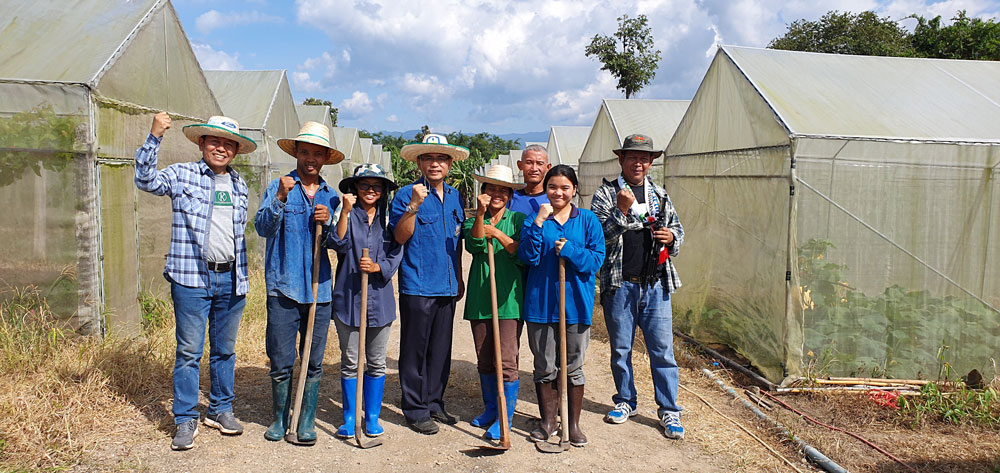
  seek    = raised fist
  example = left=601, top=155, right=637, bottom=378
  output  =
left=151, top=112, right=171, bottom=138
left=476, top=193, right=491, bottom=215
left=341, top=193, right=356, bottom=214
left=616, top=188, right=635, bottom=214
left=411, top=184, right=428, bottom=208
left=276, top=176, right=296, bottom=202
left=535, top=203, right=553, bottom=223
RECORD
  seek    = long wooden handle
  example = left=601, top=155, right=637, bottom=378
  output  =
left=558, top=255, right=568, bottom=445
left=288, top=223, right=323, bottom=435
left=355, top=248, right=370, bottom=437
left=487, top=239, right=510, bottom=447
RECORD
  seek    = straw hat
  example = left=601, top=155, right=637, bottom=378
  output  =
left=277, top=121, right=345, bottom=164
left=182, top=116, right=257, bottom=154
left=339, top=163, right=398, bottom=194
left=612, top=133, right=663, bottom=159
left=400, top=133, right=470, bottom=162
left=473, top=164, right=525, bottom=190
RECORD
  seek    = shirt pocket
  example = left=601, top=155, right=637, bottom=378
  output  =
left=178, top=186, right=207, bottom=216
left=284, top=203, right=309, bottom=233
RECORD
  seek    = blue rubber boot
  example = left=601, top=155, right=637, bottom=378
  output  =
left=335, top=377, right=357, bottom=438
left=471, top=373, right=498, bottom=428
left=485, top=379, right=519, bottom=440
left=362, top=374, right=386, bottom=437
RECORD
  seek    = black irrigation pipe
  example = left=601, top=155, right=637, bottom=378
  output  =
left=701, top=368, right=849, bottom=473
left=673, top=329, right=778, bottom=391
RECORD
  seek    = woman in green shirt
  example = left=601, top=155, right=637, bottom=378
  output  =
left=463, top=164, right=526, bottom=441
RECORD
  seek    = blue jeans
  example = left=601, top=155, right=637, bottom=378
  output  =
left=601, top=280, right=681, bottom=416
left=265, top=294, right=332, bottom=381
left=170, top=270, right=246, bottom=424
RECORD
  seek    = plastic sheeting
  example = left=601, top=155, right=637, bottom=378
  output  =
left=665, top=45, right=1000, bottom=382
left=0, top=0, right=226, bottom=336
left=577, top=99, right=689, bottom=207
left=547, top=126, right=590, bottom=168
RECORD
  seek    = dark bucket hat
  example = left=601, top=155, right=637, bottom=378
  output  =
left=612, top=133, right=663, bottom=159
left=339, top=163, right=398, bottom=194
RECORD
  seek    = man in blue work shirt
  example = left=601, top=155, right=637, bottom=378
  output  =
left=254, top=122, right=344, bottom=446
left=389, top=133, right=469, bottom=434
left=134, top=112, right=255, bottom=451
left=508, top=144, right=551, bottom=215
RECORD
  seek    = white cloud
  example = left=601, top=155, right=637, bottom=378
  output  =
left=340, top=91, right=374, bottom=117
left=386, top=114, right=399, bottom=123
left=545, top=70, right=619, bottom=124
left=191, top=43, right=242, bottom=70
left=195, top=9, right=284, bottom=35
left=290, top=71, right=322, bottom=93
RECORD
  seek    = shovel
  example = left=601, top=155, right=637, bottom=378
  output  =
left=285, top=223, right=322, bottom=444
left=477, top=239, right=511, bottom=451
left=537, top=249, right=570, bottom=453
left=354, top=248, right=383, bottom=449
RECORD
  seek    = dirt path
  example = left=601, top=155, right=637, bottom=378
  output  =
left=91, top=253, right=742, bottom=472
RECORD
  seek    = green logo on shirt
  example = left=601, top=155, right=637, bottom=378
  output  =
left=214, top=191, right=233, bottom=207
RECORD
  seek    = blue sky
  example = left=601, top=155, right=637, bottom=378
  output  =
left=174, top=0, right=1000, bottom=135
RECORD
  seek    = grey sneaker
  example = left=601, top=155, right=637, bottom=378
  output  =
left=171, top=419, right=199, bottom=450
left=204, top=411, right=244, bottom=435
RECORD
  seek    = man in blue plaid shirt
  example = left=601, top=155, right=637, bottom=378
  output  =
left=134, top=112, right=256, bottom=451
left=591, top=133, right=686, bottom=441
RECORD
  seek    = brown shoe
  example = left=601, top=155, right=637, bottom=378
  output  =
left=530, top=382, right=558, bottom=442
left=568, top=384, right=587, bottom=447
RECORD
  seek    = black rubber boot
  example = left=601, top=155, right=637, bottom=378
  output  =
left=264, top=377, right=291, bottom=441
left=530, top=382, right=558, bottom=442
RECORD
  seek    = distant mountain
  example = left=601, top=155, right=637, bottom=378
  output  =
left=376, top=130, right=549, bottom=149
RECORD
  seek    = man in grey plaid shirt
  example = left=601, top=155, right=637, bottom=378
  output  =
left=134, top=112, right=256, bottom=451
left=590, top=133, right=686, bottom=440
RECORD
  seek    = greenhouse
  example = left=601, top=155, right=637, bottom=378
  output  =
left=331, top=126, right=362, bottom=176
left=665, top=45, right=1000, bottom=382
left=0, top=0, right=222, bottom=336
left=358, top=137, right=373, bottom=168
left=547, top=125, right=590, bottom=169
left=577, top=99, right=690, bottom=206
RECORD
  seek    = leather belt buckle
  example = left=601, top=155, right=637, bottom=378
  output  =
left=206, top=261, right=233, bottom=272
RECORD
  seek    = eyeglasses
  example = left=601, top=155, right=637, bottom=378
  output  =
left=418, top=155, right=452, bottom=163
left=357, top=182, right=383, bottom=192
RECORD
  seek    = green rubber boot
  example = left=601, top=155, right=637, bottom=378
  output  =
left=289, top=377, right=321, bottom=446
left=264, top=377, right=291, bottom=441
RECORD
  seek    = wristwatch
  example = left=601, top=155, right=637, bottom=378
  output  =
left=405, top=203, right=418, bottom=215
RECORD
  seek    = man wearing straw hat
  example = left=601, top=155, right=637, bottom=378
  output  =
left=390, top=133, right=469, bottom=434
left=591, top=133, right=686, bottom=440
left=134, top=112, right=256, bottom=450
left=254, top=121, right=344, bottom=446
left=462, top=164, right=526, bottom=440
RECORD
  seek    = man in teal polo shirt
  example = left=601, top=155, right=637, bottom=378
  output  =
left=389, top=133, right=469, bottom=434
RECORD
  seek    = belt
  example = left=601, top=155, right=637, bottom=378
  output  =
left=206, top=261, right=234, bottom=272
left=626, top=276, right=642, bottom=283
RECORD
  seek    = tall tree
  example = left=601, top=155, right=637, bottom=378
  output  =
left=910, top=10, right=1000, bottom=60
left=301, top=97, right=339, bottom=126
left=585, top=14, right=662, bottom=99
left=768, top=11, right=914, bottom=56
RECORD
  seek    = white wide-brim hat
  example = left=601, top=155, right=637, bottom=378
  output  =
left=277, top=121, right=345, bottom=164
left=473, top=164, right=525, bottom=190
left=400, top=133, right=470, bottom=162
left=182, top=116, right=257, bottom=154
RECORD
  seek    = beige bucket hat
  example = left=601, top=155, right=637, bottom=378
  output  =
left=473, top=164, right=525, bottom=190
left=277, top=121, right=345, bottom=164
left=400, top=133, right=470, bottom=162
left=182, top=116, right=257, bottom=154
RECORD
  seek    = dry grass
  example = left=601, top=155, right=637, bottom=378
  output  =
left=0, top=267, right=276, bottom=472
